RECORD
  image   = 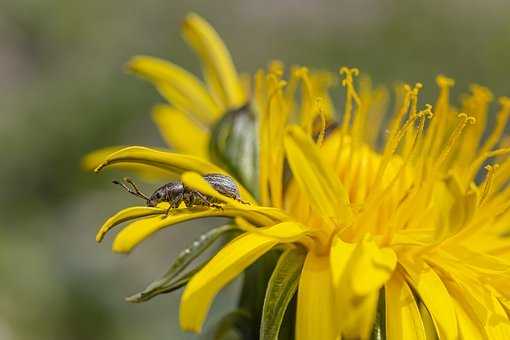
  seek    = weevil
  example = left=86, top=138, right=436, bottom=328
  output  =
left=113, top=173, right=248, bottom=213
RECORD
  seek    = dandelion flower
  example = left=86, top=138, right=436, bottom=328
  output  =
left=94, top=17, right=510, bottom=340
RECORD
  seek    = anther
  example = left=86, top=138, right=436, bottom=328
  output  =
left=436, top=75, right=455, bottom=88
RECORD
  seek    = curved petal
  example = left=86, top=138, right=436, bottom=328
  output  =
left=152, top=105, right=209, bottom=158
left=181, top=172, right=286, bottom=220
left=385, top=269, right=426, bottom=340
left=329, top=236, right=396, bottom=338
left=179, top=223, right=303, bottom=332
left=400, top=257, right=458, bottom=339
left=127, top=55, right=220, bottom=122
left=182, top=13, right=246, bottom=109
left=284, top=125, right=352, bottom=227
left=296, top=253, right=337, bottom=340
left=94, top=146, right=255, bottom=203
left=96, top=206, right=165, bottom=242
left=112, top=207, right=284, bottom=253
left=82, top=146, right=172, bottom=180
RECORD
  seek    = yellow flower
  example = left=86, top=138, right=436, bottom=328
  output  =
left=96, top=62, right=510, bottom=339
left=91, top=14, right=510, bottom=340
left=83, top=13, right=246, bottom=169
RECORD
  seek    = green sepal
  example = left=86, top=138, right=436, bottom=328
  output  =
left=370, top=288, right=386, bottom=340
left=214, top=310, right=255, bottom=340
left=126, top=224, right=239, bottom=302
left=209, top=104, right=259, bottom=197
left=260, top=246, right=305, bottom=340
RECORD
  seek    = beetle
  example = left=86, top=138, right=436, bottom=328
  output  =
left=112, top=173, right=248, bottom=213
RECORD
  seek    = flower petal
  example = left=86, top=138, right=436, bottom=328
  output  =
left=179, top=223, right=300, bottom=332
left=94, top=146, right=255, bottom=203
left=127, top=55, right=220, bottom=122
left=82, top=146, right=171, bottom=179
left=284, top=125, right=352, bottom=226
left=152, top=104, right=209, bottom=158
left=296, top=253, right=338, bottom=340
left=96, top=206, right=165, bottom=242
left=385, top=269, right=426, bottom=340
left=182, top=13, right=246, bottom=109
left=94, top=146, right=218, bottom=173
left=400, top=258, right=458, bottom=339
left=329, top=236, right=396, bottom=338
left=181, top=172, right=286, bottom=221
left=112, top=207, right=283, bottom=253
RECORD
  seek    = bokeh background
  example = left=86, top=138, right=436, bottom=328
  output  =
left=1, top=0, right=510, bottom=339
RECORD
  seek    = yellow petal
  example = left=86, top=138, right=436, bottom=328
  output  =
left=181, top=172, right=285, bottom=220
left=296, top=253, right=337, bottom=340
left=94, top=146, right=218, bottom=173
left=96, top=206, right=165, bottom=242
left=94, top=146, right=255, bottom=203
left=284, top=126, right=352, bottom=226
left=180, top=223, right=299, bottom=332
left=182, top=13, right=246, bottom=108
left=446, top=283, right=487, bottom=339
left=329, top=236, right=396, bottom=338
left=349, top=236, right=397, bottom=296
left=400, top=258, right=458, bottom=339
left=112, top=207, right=284, bottom=253
left=385, top=269, right=426, bottom=340
left=82, top=146, right=172, bottom=180
left=152, top=105, right=209, bottom=158
left=127, top=56, right=220, bottom=122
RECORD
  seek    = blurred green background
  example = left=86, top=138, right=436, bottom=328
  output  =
left=1, top=0, right=510, bottom=339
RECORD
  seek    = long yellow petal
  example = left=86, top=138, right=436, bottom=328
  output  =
left=96, top=206, right=165, bottom=242
left=94, top=146, right=255, bottom=203
left=385, top=269, right=426, bottom=340
left=82, top=146, right=172, bottom=180
left=112, top=207, right=281, bottom=253
left=284, top=126, right=352, bottom=227
left=180, top=223, right=301, bottom=332
left=400, top=258, right=458, bottom=339
left=152, top=105, right=209, bottom=158
left=182, top=13, right=246, bottom=109
left=127, top=55, right=221, bottom=122
left=329, top=236, right=396, bottom=338
left=94, top=146, right=218, bottom=174
left=296, top=253, right=337, bottom=340
left=181, top=172, right=286, bottom=220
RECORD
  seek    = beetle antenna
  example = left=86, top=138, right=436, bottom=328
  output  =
left=123, top=177, right=150, bottom=200
left=112, top=179, right=149, bottom=200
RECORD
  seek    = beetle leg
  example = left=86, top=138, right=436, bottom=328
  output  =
left=237, top=198, right=251, bottom=205
left=165, top=194, right=183, bottom=217
left=193, top=191, right=223, bottom=210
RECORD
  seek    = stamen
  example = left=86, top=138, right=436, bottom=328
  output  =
left=294, top=67, right=315, bottom=135
left=464, top=147, right=510, bottom=186
left=402, top=84, right=424, bottom=155
left=269, top=60, right=284, bottom=77
left=478, top=96, right=510, bottom=155
left=314, top=97, right=326, bottom=147
left=479, top=164, right=500, bottom=206
left=369, top=94, right=421, bottom=195
left=335, top=67, right=361, bottom=170
left=385, top=84, right=412, bottom=146
left=434, top=113, right=476, bottom=172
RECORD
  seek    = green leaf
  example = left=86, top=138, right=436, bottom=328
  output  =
left=209, top=104, right=259, bottom=197
left=260, top=247, right=306, bottom=340
left=214, top=309, right=255, bottom=340
left=370, top=288, right=386, bottom=340
left=126, top=224, right=239, bottom=302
